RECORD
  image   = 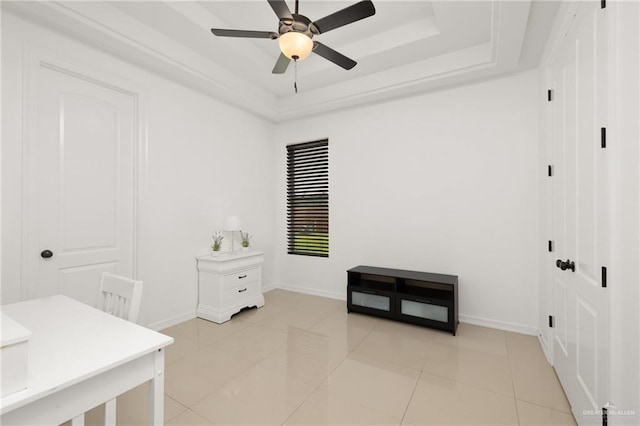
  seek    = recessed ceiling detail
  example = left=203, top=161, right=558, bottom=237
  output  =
left=3, top=1, right=560, bottom=122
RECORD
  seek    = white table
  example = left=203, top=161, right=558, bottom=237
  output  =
left=0, top=295, right=173, bottom=425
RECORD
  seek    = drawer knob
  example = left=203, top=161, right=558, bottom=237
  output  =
left=238, top=288, right=247, bottom=293
left=238, top=274, right=247, bottom=279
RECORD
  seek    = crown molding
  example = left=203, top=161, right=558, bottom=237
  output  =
left=3, top=0, right=534, bottom=123
left=3, top=1, right=281, bottom=121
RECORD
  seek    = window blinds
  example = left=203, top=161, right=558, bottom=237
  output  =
left=286, top=140, right=329, bottom=257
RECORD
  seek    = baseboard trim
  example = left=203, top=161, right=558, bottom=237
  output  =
left=143, top=289, right=537, bottom=336
left=538, top=332, right=554, bottom=365
left=277, top=282, right=345, bottom=301
left=459, top=314, right=538, bottom=336
left=271, top=284, right=538, bottom=335
left=147, top=309, right=196, bottom=331
left=262, top=281, right=279, bottom=293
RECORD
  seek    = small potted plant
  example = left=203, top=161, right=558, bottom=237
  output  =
left=211, top=231, right=224, bottom=256
left=240, top=231, right=251, bottom=252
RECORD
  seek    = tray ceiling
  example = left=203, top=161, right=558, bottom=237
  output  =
left=3, top=1, right=561, bottom=121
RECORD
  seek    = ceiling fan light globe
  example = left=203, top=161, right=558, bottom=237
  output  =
left=278, top=32, right=313, bottom=60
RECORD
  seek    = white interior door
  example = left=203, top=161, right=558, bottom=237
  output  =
left=549, top=2, right=610, bottom=424
left=29, top=64, right=136, bottom=307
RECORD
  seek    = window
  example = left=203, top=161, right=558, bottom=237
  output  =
left=287, top=140, right=329, bottom=257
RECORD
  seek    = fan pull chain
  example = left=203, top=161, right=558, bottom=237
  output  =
left=294, top=59, right=298, bottom=94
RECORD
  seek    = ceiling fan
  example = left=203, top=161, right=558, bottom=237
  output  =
left=210, top=0, right=376, bottom=74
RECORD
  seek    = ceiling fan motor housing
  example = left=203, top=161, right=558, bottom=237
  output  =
left=279, top=14, right=317, bottom=38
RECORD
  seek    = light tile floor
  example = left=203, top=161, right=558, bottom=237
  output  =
left=94, top=289, right=576, bottom=425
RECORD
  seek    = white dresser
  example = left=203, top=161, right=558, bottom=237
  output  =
left=196, top=251, right=265, bottom=323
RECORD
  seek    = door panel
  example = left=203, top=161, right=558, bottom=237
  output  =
left=554, top=278, right=568, bottom=354
left=32, top=64, right=135, bottom=306
left=576, top=297, right=597, bottom=407
left=551, top=23, right=575, bottom=395
left=549, top=2, right=609, bottom=424
left=60, top=94, right=120, bottom=251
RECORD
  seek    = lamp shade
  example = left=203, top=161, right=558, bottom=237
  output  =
left=278, top=32, right=313, bottom=60
left=224, top=215, right=242, bottom=231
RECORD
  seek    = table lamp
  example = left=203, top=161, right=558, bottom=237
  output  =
left=224, top=215, right=241, bottom=253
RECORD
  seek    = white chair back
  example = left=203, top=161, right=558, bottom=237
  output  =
left=98, top=273, right=143, bottom=323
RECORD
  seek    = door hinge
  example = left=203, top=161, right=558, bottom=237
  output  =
left=548, top=315, right=554, bottom=328
left=602, top=407, right=608, bottom=425
left=547, top=89, right=553, bottom=102
left=548, top=240, right=554, bottom=252
left=602, top=266, right=607, bottom=288
left=601, top=0, right=606, bottom=9
left=601, top=127, right=607, bottom=148
left=548, top=165, right=553, bottom=177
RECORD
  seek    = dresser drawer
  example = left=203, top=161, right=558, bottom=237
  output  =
left=221, top=268, right=259, bottom=289
left=222, top=280, right=261, bottom=306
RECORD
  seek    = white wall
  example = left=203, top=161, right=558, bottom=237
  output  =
left=275, top=70, right=540, bottom=333
left=1, top=9, right=542, bottom=336
left=1, top=11, right=277, bottom=328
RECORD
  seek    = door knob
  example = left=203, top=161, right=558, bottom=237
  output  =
left=555, top=258, right=575, bottom=272
left=40, top=249, right=54, bottom=259
left=565, top=259, right=575, bottom=272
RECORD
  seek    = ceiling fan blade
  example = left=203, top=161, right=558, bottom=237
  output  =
left=311, top=0, right=376, bottom=34
left=313, top=42, right=357, bottom=70
left=267, top=0, right=294, bottom=24
left=272, top=53, right=291, bottom=74
left=210, top=28, right=278, bottom=39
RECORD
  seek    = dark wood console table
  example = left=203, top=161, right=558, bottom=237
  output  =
left=347, top=265, right=458, bottom=335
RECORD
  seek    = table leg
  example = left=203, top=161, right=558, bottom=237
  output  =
left=104, top=399, right=116, bottom=426
left=71, top=414, right=85, bottom=426
left=148, top=348, right=165, bottom=425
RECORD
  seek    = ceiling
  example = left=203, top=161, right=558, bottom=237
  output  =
left=4, top=1, right=561, bottom=122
